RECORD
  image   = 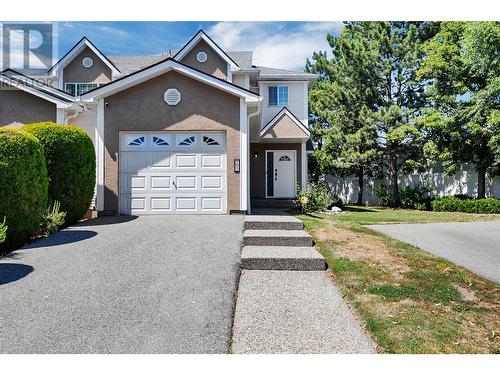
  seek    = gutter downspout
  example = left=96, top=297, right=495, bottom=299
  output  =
left=63, top=105, right=84, bottom=125
left=246, top=100, right=262, bottom=215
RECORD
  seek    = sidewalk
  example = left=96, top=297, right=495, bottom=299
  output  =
left=231, top=211, right=376, bottom=354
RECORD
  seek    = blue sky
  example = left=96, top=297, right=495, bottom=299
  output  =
left=57, top=22, right=344, bottom=71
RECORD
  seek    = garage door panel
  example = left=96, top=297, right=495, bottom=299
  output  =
left=120, top=132, right=227, bottom=214
left=176, top=154, right=197, bottom=168
left=150, top=197, right=172, bottom=211
left=121, top=152, right=149, bottom=172
left=201, top=154, right=223, bottom=168
left=130, top=197, right=146, bottom=210
left=201, top=197, right=223, bottom=211
left=150, top=152, right=171, bottom=168
left=201, top=176, right=222, bottom=190
left=176, top=197, right=197, bottom=211
left=176, top=176, right=197, bottom=189
left=150, top=176, right=172, bottom=190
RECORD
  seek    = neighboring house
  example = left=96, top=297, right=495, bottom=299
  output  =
left=0, top=30, right=316, bottom=215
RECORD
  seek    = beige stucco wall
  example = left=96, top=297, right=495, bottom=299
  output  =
left=261, top=114, right=309, bottom=140
left=102, top=70, right=241, bottom=213
left=63, top=46, right=112, bottom=86
left=0, top=85, right=56, bottom=125
left=180, top=39, right=229, bottom=80
left=250, top=143, right=301, bottom=199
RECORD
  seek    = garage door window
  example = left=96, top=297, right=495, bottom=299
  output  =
left=178, top=135, right=196, bottom=146
left=128, top=136, right=145, bottom=146
left=203, top=136, right=220, bottom=146
left=152, top=135, right=170, bottom=147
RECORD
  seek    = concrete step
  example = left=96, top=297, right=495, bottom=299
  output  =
left=244, top=215, right=304, bottom=231
left=243, top=230, right=313, bottom=247
left=241, top=246, right=325, bottom=271
left=251, top=199, right=295, bottom=209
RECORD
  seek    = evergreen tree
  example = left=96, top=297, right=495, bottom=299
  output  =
left=418, top=22, right=500, bottom=198
left=308, top=22, right=434, bottom=206
left=306, top=24, right=379, bottom=205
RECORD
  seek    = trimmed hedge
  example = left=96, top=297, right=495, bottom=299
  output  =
left=0, top=128, right=48, bottom=250
left=23, top=122, right=95, bottom=225
left=431, top=196, right=500, bottom=214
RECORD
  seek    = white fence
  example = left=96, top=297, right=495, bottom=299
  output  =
left=326, top=167, right=500, bottom=205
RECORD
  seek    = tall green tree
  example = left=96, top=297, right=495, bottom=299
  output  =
left=418, top=22, right=500, bottom=198
left=308, top=22, right=435, bottom=207
left=306, top=25, right=379, bottom=205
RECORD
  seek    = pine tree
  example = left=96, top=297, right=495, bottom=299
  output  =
left=306, top=24, right=379, bottom=205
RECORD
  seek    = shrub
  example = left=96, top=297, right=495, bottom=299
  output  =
left=399, top=185, right=432, bottom=209
left=373, top=183, right=390, bottom=206
left=374, top=183, right=432, bottom=208
left=0, top=128, right=48, bottom=250
left=23, top=122, right=95, bottom=225
left=39, top=201, right=66, bottom=235
left=0, top=218, right=7, bottom=244
left=296, top=180, right=336, bottom=213
left=431, top=197, right=500, bottom=214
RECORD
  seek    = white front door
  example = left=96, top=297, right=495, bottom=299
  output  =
left=119, top=131, right=227, bottom=215
left=266, top=150, right=296, bottom=198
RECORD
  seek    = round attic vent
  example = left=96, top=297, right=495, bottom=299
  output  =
left=82, top=57, right=93, bottom=68
left=197, top=51, right=208, bottom=63
left=164, top=88, right=181, bottom=106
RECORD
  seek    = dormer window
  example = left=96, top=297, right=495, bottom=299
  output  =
left=268, top=86, right=288, bottom=106
left=65, top=82, right=99, bottom=96
left=197, top=51, right=208, bottom=63
left=82, top=57, right=94, bottom=68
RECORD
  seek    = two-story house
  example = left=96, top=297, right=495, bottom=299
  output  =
left=0, top=30, right=316, bottom=215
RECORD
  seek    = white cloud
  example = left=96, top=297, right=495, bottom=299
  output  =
left=208, top=22, right=343, bottom=71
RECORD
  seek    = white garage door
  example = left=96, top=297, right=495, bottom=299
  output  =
left=119, top=131, right=227, bottom=214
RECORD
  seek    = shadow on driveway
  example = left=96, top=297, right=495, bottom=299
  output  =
left=22, top=230, right=98, bottom=249
left=0, top=263, right=33, bottom=285
left=75, top=215, right=138, bottom=227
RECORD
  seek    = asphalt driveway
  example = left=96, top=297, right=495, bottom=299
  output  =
left=0, top=215, right=244, bottom=353
left=368, top=221, right=500, bottom=283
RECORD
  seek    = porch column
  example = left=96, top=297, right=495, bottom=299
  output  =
left=240, top=98, right=248, bottom=213
left=301, top=140, right=307, bottom=190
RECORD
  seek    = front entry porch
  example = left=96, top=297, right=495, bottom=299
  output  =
left=249, top=142, right=306, bottom=204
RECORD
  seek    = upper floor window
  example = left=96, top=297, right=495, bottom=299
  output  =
left=268, top=85, right=288, bottom=106
left=269, top=86, right=288, bottom=106
left=65, top=82, right=99, bottom=96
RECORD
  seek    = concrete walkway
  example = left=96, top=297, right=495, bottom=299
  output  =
left=232, top=212, right=375, bottom=354
left=232, top=270, right=376, bottom=353
left=368, top=221, right=500, bottom=283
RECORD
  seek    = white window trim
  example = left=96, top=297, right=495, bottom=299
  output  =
left=268, top=85, right=288, bottom=107
left=65, top=82, right=100, bottom=97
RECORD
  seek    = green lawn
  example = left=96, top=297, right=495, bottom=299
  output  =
left=297, top=207, right=500, bottom=354
left=331, top=205, right=500, bottom=225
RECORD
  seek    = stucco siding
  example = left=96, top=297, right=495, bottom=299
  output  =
left=260, top=81, right=308, bottom=128
left=63, top=46, right=113, bottom=86
left=180, top=39, right=229, bottom=80
left=102, top=70, right=241, bottom=213
left=0, top=86, right=56, bottom=125
left=250, top=143, right=302, bottom=199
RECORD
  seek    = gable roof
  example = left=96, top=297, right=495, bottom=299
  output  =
left=260, top=107, right=310, bottom=138
left=80, top=57, right=260, bottom=103
left=48, top=37, right=121, bottom=76
left=1, top=69, right=76, bottom=101
left=174, top=30, right=239, bottom=70
left=0, top=70, right=81, bottom=108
